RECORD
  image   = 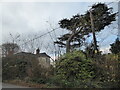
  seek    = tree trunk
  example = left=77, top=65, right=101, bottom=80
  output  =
left=66, top=27, right=83, bottom=53
left=66, top=40, right=71, bottom=53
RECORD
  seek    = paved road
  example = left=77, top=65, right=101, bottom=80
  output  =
left=2, top=83, right=45, bottom=90
left=2, top=83, right=30, bottom=88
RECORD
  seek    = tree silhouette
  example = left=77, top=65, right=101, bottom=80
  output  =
left=110, top=38, right=120, bottom=54
left=55, top=3, right=117, bottom=53
left=1, top=43, right=20, bottom=57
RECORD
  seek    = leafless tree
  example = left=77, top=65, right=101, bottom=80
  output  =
left=1, top=43, right=20, bottom=57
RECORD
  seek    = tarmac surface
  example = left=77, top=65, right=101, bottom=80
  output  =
left=2, top=83, right=30, bottom=88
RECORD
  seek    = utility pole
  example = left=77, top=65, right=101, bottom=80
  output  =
left=118, top=1, right=120, bottom=40
left=89, top=9, right=98, bottom=53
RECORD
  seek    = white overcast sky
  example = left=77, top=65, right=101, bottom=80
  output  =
left=1, top=2, right=95, bottom=36
left=0, top=0, right=119, bottom=54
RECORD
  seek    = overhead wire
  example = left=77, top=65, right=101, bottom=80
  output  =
left=21, top=27, right=60, bottom=46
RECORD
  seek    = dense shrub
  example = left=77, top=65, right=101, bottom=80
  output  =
left=110, top=38, right=120, bottom=54
left=30, top=78, right=46, bottom=84
left=2, top=57, right=29, bottom=80
left=93, top=53, right=120, bottom=88
left=2, top=55, right=54, bottom=84
left=52, top=51, right=120, bottom=88
left=55, top=51, right=95, bottom=88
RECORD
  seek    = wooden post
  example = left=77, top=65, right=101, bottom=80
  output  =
left=90, top=10, right=98, bottom=53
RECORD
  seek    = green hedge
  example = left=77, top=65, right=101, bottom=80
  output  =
left=54, top=51, right=95, bottom=88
